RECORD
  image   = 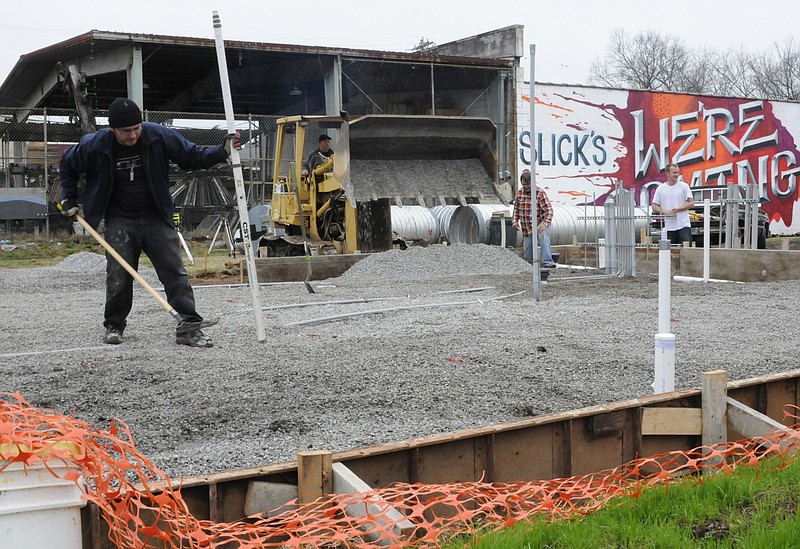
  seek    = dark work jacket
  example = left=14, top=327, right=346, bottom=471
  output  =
left=59, top=122, right=228, bottom=229
left=303, top=147, right=334, bottom=174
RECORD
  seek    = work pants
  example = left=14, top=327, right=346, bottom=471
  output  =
left=522, top=226, right=554, bottom=265
left=103, top=215, right=201, bottom=332
left=666, top=226, right=692, bottom=246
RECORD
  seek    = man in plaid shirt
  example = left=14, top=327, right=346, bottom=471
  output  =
left=512, top=169, right=556, bottom=267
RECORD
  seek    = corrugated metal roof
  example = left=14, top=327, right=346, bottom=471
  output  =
left=0, top=30, right=513, bottom=114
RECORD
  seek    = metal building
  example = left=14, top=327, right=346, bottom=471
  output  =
left=0, top=26, right=523, bottom=231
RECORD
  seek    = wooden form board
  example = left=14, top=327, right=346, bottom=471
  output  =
left=248, top=254, right=369, bottom=282
left=102, top=368, right=800, bottom=549
left=642, top=408, right=702, bottom=435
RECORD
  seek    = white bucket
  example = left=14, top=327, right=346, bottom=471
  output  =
left=0, top=460, right=87, bottom=549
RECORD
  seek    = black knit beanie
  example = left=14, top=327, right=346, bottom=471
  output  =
left=107, top=98, right=142, bottom=128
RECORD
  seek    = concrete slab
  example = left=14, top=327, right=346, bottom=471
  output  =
left=244, top=244, right=800, bottom=283
left=679, top=248, right=800, bottom=282
left=552, top=244, right=800, bottom=282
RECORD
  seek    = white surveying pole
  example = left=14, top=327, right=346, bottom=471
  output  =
left=653, top=234, right=675, bottom=393
left=529, top=44, right=541, bottom=302
left=212, top=11, right=267, bottom=342
left=703, top=198, right=711, bottom=282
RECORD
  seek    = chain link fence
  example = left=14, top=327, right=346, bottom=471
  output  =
left=341, top=57, right=501, bottom=116
left=1, top=55, right=517, bottom=238
left=0, top=107, right=278, bottom=237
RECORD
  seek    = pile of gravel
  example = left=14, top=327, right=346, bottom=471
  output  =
left=50, top=251, right=108, bottom=273
left=1, top=244, right=797, bottom=479
left=45, top=250, right=160, bottom=286
left=341, top=243, right=532, bottom=280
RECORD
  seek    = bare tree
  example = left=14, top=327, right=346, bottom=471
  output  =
left=706, top=49, right=758, bottom=98
left=590, top=29, right=800, bottom=101
left=748, top=38, right=800, bottom=100
left=674, top=46, right=717, bottom=94
left=589, top=28, right=694, bottom=91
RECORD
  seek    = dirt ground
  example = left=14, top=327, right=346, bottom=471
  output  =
left=1, top=243, right=797, bottom=480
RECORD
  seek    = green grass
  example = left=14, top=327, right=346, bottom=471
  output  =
left=0, top=232, right=238, bottom=280
left=0, top=234, right=97, bottom=267
left=445, top=454, right=800, bottom=548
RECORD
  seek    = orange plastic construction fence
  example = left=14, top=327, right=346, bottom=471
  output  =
left=2, top=392, right=800, bottom=548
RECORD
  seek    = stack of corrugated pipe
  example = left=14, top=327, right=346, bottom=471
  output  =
left=390, top=204, right=650, bottom=247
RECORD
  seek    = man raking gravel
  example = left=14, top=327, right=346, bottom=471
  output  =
left=58, top=97, right=240, bottom=348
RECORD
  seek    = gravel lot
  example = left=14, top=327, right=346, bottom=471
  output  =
left=1, top=243, right=796, bottom=479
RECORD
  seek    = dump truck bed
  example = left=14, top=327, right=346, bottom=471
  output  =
left=346, top=115, right=501, bottom=204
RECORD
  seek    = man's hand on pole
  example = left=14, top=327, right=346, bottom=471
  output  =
left=58, top=198, right=80, bottom=219
left=223, top=130, right=242, bottom=161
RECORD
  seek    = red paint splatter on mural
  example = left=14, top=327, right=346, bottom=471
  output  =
left=569, top=91, right=800, bottom=226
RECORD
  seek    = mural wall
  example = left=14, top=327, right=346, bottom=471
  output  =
left=516, top=83, right=800, bottom=234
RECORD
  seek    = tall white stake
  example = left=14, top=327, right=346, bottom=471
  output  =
left=653, top=235, right=675, bottom=393
left=212, top=11, right=267, bottom=342
left=529, top=44, right=541, bottom=302
left=703, top=198, right=710, bottom=282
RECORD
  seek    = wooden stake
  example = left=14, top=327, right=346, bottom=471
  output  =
left=297, top=450, right=332, bottom=504
left=702, top=369, right=728, bottom=472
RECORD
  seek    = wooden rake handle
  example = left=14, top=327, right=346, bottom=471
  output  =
left=72, top=214, right=181, bottom=321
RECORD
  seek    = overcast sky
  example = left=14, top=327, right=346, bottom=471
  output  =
left=2, top=0, right=797, bottom=88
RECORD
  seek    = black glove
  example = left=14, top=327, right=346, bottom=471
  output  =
left=58, top=198, right=80, bottom=217
left=223, top=131, right=241, bottom=162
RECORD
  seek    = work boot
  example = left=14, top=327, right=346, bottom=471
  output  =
left=176, top=329, right=213, bottom=348
left=103, top=327, right=123, bottom=345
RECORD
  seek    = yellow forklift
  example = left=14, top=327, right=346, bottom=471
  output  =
left=268, top=113, right=502, bottom=256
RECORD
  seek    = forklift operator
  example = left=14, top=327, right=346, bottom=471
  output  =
left=301, top=134, right=334, bottom=180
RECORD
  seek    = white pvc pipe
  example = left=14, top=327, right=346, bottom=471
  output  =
left=653, top=333, right=676, bottom=394
left=655, top=234, right=675, bottom=394
left=432, top=286, right=496, bottom=295
left=499, top=211, right=507, bottom=248
left=673, top=276, right=743, bottom=284
left=188, top=281, right=305, bottom=289
left=703, top=198, right=710, bottom=282
left=658, top=238, right=671, bottom=334
left=605, top=198, right=617, bottom=274
left=597, top=238, right=605, bottom=268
